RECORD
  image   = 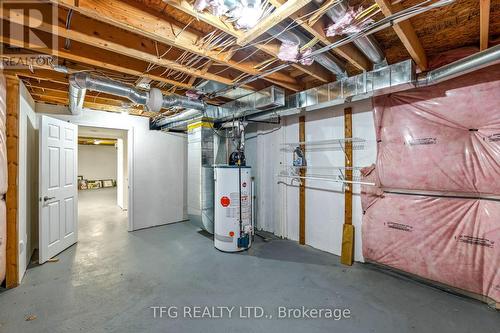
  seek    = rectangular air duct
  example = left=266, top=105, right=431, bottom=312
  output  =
left=251, top=60, right=415, bottom=119
left=216, top=86, right=285, bottom=122
left=187, top=120, right=215, bottom=234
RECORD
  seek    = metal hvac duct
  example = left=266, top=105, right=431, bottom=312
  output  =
left=68, top=73, right=205, bottom=114
left=417, top=44, right=500, bottom=86
left=249, top=45, right=500, bottom=121
left=187, top=120, right=215, bottom=234
left=155, top=85, right=286, bottom=130
left=313, top=0, right=385, bottom=65
left=267, top=23, right=347, bottom=77
left=162, top=109, right=203, bottom=124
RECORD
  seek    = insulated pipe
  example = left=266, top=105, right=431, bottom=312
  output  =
left=314, top=0, right=385, bottom=65
left=267, top=24, right=347, bottom=77
left=418, top=44, right=500, bottom=86
left=68, top=73, right=205, bottom=114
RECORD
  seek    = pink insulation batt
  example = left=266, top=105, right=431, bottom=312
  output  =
left=373, top=65, right=500, bottom=195
left=363, top=62, right=500, bottom=305
left=362, top=193, right=500, bottom=304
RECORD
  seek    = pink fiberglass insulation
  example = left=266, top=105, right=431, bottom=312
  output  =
left=362, top=193, right=500, bottom=304
left=427, top=46, right=478, bottom=70
left=278, top=41, right=300, bottom=62
left=373, top=64, right=500, bottom=195
left=325, top=6, right=373, bottom=37
left=277, top=42, right=315, bottom=66
left=360, top=164, right=383, bottom=213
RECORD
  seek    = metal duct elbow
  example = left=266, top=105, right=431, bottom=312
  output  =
left=314, top=0, right=385, bottom=65
left=418, top=44, right=500, bottom=86
left=68, top=81, right=86, bottom=115
left=68, top=73, right=205, bottom=114
left=267, top=24, right=346, bottom=77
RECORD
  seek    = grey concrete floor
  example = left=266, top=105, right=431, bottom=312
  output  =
left=0, top=187, right=498, bottom=333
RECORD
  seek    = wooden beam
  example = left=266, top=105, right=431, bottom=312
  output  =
left=29, top=89, right=128, bottom=107
left=480, top=0, right=491, bottom=51
left=49, top=0, right=302, bottom=91
left=299, top=115, right=306, bottom=245
left=188, top=60, right=213, bottom=86
left=1, top=23, right=195, bottom=90
left=5, top=75, right=19, bottom=288
left=340, top=107, right=354, bottom=266
left=237, top=0, right=312, bottom=46
left=167, top=0, right=331, bottom=82
left=2, top=69, right=69, bottom=85
left=32, top=94, right=146, bottom=115
left=269, top=1, right=370, bottom=71
left=0, top=31, right=195, bottom=90
left=0, top=7, right=262, bottom=90
left=375, top=0, right=427, bottom=70
left=22, top=79, right=132, bottom=102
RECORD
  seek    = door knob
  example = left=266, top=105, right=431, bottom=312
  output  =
left=43, top=196, right=55, bottom=202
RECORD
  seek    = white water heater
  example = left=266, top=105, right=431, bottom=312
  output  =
left=214, top=165, right=253, bottom=252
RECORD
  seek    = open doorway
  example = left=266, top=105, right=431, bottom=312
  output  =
left=77, top=126, right=129, bottom=238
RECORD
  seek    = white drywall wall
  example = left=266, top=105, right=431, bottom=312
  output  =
left=116, top=138, right=128, bottom=210
left=78, top=145, right=117, bottom=180
left=18, top=81, right=38, bottom=283
left=245, top=99, right=376, bottom=262
left=34, top=105, right=188, bottom=231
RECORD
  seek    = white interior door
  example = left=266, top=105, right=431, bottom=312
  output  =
left=39, top=116, right=78, bottom=264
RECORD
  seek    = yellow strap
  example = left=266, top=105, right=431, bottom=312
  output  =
left=187, top=121, right=213, bottom=131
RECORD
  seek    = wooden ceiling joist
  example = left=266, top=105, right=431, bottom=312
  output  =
left=267, top=0, right=370, bottom=71
left=49, top=0, right=302, bottom=91
left=236, top=0, right=312, bottom=46
left=480, top=0, right=491, bottom=50
left=22, top=79, right=132, bottom=102
left=166, top=0, right=332, bottom=83
left=0, top=6, right=260, bottom=90
left=2, top=69, right=69, bottom=85
left=0, top=29, right=193, bottom=90
left=33, top=93, right=146, bottom=115
left=375, top=0, right=428, bottom=71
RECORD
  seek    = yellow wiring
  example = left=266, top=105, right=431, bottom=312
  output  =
left=307, top=0, right=341, bottom=26
left=356, top=3, right=379, bottom=21
left=300, top=37, right=320, bottom=51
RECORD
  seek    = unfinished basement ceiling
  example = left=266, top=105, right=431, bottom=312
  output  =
left=1, top=0, right=498, bottom=117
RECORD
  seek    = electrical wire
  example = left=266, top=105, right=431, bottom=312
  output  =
left=207, top=0, right=455, bottom=98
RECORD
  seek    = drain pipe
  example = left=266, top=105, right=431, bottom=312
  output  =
left=418, top=44, right=500, bottom=86
left=68, top=73, right=205, bottom=114
left=313, top=0, right=385, bottom=65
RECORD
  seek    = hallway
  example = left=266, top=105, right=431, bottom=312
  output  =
left=0, top=189, right=498, bottom=333
left=78, top=188, right=128, bottom=242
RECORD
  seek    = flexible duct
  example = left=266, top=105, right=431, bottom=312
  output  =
left=68, top=73, right=205, bottom=114
left=268, top=24, right=346, bottom=77
left=314, top=0, right=385, bottom=65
